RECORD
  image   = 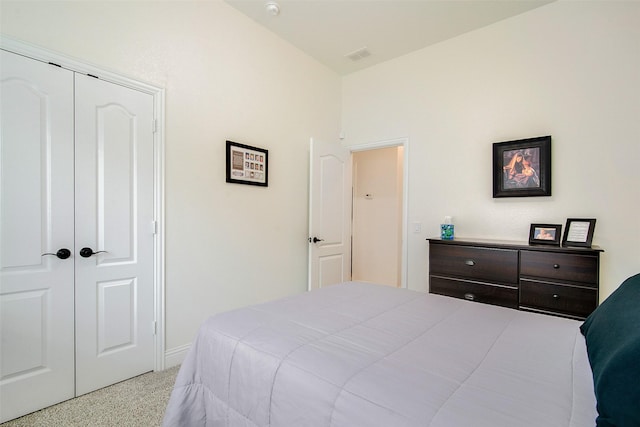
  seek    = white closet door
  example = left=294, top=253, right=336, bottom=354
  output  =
left=0, top=50, right=75, bottom=422
left=74, top=74, right=155, bottom=395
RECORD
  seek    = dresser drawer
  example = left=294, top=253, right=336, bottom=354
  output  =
left=520, top=280, right=597, bottom=319
left=430, top=276, right=518, bottom=309
left=429, top=244, right=518, bottom=285
left=520, top=250, right=598, bottom=286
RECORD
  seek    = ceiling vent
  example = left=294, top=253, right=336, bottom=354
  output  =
left=345, top=47, right=371, bottom=62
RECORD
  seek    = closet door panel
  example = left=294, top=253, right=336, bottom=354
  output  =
left=0, top=49, right=75, bottom=423
left=74, top=74, right=155, bottom=395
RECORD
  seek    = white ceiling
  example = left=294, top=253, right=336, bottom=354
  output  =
left=224, top=0, right=554, bottom=75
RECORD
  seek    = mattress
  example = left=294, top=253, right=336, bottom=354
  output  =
left=163, top=281, right=597, bottom=427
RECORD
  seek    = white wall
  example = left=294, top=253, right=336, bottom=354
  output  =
left=0, top=0, right=342, bottom=361
left=342, top=1, right=640, bottom=300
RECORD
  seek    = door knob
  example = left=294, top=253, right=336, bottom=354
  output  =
left=41, top=248, right=72, bottom=260
left=309, top=237, right=324, bottom=243
left=79, top=247, right=108, bottom=258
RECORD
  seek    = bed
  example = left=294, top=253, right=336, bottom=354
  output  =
left=163, top=274, right=640, bottom=427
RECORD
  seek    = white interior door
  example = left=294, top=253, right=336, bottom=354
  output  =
left=0, top=50, right=76, bottom=422
left=1, top=49, right=157, bottom=421
left=74, top=74, right=155, bottom=395
left=308, top=138, right=352, bottom=291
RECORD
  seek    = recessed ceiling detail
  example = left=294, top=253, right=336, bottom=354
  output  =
left=345, top=47, right=371, bottom=62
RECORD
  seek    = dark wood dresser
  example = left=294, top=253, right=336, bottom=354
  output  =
left=428, top=238, right=603, bottom=320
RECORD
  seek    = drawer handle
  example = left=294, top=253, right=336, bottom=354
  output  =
left=552, top=294, right=560, bottom=299
left=464, top=293, right=476, bottom=301
left=465, top=260, right=476, bottom=266
left=553, top=264, right=560, bottom=269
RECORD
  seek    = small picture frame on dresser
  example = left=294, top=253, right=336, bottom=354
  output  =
left=528, top=223, right=562, bottom=246
left=562, top=218, right=596, bottom=248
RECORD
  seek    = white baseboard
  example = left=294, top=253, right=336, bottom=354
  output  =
left=164, top=344, right=190, bottom=368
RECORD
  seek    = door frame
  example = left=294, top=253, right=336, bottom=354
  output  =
left=0, top=35, right=167, bottom=371
left=348, top=137, right=409, bottom=289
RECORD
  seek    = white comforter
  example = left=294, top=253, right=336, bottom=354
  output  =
left=163, top=281, right=596, bottom=427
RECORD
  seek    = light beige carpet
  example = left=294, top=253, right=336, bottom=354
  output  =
left=1, top=365, right=180, bottom=427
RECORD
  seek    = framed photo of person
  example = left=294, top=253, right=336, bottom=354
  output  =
left=562, top=218, right=596, bottom=248
left=528, top=223, right=562, bottom=246
left=226, top=140, right=268, bottom=187
left=492, top=135, right=551, bottom=198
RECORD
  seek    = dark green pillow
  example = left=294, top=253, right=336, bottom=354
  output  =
left=580, top=273, right=640, bottom=427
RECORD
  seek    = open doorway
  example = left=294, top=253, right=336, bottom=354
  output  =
left=351, top=141, right=406, bottom=288
left=307, top=137, right=408, bottom=291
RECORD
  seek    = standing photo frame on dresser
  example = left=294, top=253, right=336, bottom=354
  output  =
left=529, top=224, right=562, bottom=246
left=562, top=218, right=596, bottom=248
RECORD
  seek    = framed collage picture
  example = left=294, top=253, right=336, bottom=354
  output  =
left=226, top=140, right=268, bottom=187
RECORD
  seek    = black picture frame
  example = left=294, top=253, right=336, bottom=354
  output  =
left=226, top=140, right=268, bottom=187
left=562, top=218, right=596, bottom=248
left=493, top=135, right=551, bottom=198
left=528, top=223, right=562, bottom=246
